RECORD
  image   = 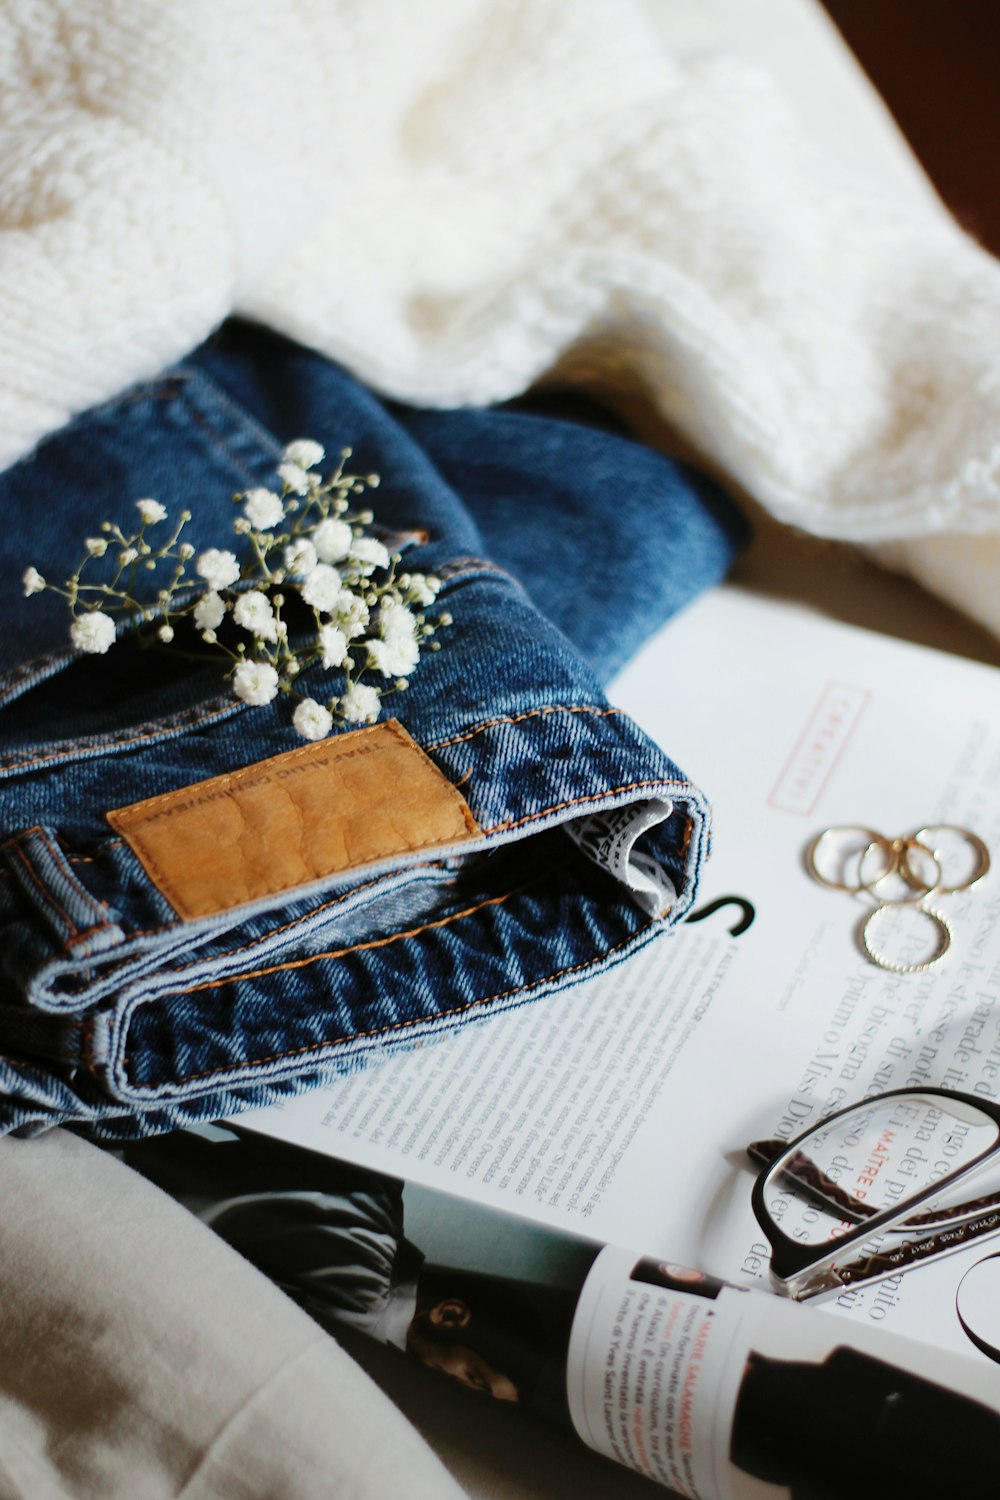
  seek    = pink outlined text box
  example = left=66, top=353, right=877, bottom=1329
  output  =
left=768, top=683, right=870, bottom=816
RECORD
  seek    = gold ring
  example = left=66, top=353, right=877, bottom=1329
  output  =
left=908, top=824, right=991, bottom=896
left=806, top=826, right=888, bottom=893
left=859, top=836, right=941, bottom=905
left=860, top=902, right=952, bottom=975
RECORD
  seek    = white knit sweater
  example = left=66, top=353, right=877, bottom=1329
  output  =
left=3, top=0, right=999, bottom=630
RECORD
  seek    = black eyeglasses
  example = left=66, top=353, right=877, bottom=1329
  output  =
left=748, top=1087, right=1000, bottom=1299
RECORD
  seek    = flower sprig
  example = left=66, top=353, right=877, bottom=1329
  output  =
left=23, top=440, right=451, bottom=740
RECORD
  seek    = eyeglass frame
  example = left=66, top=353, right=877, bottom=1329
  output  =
left=748, top=1085, right=1000, bottom=1300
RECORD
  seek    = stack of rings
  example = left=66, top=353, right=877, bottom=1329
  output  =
left=805, top=824, right=991, bottom=974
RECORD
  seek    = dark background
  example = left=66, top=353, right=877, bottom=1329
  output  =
left=821, top=1, right=1000, bottom=254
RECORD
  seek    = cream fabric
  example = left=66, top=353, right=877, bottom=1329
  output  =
left=0, top=1130, right=468, bottom=1500
left=1, top=0, right=999, bottom=632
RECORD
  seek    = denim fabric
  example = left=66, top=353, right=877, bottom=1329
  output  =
left=394, top=395, right=746, bottom=684
left=0, top=322, right=745, bottom=1139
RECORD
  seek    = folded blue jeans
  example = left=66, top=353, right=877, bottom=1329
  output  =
left=0, top=321, right=746, bottom=1138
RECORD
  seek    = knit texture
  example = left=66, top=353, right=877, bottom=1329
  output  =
left=3, top=0, right=999, bottom=624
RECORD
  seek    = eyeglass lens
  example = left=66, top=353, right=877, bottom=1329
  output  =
left=761, top=1092, right=1000, bottom=1251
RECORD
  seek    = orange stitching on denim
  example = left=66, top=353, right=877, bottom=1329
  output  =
left=105, top=720, right=467, bottom=842
left=115, top=773, right=677, bottom=954
left=140, top=908, right=662, bottom=1087
left=237, top=863, right=444, bottom=951
left=10, top=844, right=80, bottom=938
left=0, top=646, right=74, bottom=696
left=116, top=721, right=385, bottom=824
left=119, top=374, right=187, bottom=406
left=69, top=923, right=117, bottom=949
left=437, top=556, right=499, bottom=576
left=0, top=823, right=47, bottom=853
left=481, top=778, right=690, bottom=836
left=67, top=840, right=128, bottom=862
left=159, top=887, right=518, bottom=1003
left=174, top=381, right=276, bottom=486
left=37, top=827, right=109, bottom=930
left=80, top=1016, right=99, bottom=1080
left=125, top=921, right=183, bottom=941
left=0, top=700, right=237, bottom=774
left=2, top=827, right=115, bottom=957
left=436, top=559, right=522, bottom=590
left=103, top=862, right=443, bottom=951
left=425, top=704, right=622, bottom=753
left=172, top=864, right=443, bottom=962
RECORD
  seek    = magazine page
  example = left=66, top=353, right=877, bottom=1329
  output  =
left=243, top=591, right=1000, bottom=1365
left=120, top=1125, right=1000, bottom=1500
left=568, top=1244, right=999, bottom=1499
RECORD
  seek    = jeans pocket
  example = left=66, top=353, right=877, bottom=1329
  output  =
left=101, top=813, right=694, bottom=1112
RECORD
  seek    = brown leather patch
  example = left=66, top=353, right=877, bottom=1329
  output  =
left=106, top=719, right=480, bottom=920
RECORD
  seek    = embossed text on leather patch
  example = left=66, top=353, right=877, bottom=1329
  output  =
left=106, top=719, right=481, bottom=920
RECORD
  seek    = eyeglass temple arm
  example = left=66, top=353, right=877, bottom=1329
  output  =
left=816, top=1203, right=1000, bottom=1293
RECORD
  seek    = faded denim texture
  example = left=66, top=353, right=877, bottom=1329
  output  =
left=0, top=321, right=746, bottom=1138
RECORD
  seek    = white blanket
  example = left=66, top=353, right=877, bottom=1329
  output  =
left=2, top=0, right=999, bottom=630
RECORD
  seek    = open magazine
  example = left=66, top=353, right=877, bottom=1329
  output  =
left=123, top=1123, right=1000, bottom=1500
left=124, top=590, right=1000, bottom=1496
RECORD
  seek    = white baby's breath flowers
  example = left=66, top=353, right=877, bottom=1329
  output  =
left=312, top=517, right=353, bottom=564
left=407, top=574, right=440, bottom=606
left=292, top=697, right=333, bottom=741
left=380, top=598, right=417, bottom=640
left=349, top=536, right=390, bottom=574
left=232, top=660, right=279, bottom=706
left=194, top=591, right=226, bottom=632
left=243, top=488, right=284, bottom=531
left=368, top=634, right=420, bottom=678
left=70, top=610, right=116, bottom=655
left=319, top=623, right=349, bottom=670
left=25, top=441, right=451, bottom=739
left=300, top=563, right=341, bottom=613
left=368, top=598, right=420, bottom=677
left=277, top=461, right=310, bottom=496
left=335, top=592, right=369, bottom=639
left=340, top=682, right=380, bottom=724
left=196, top=548, right=241, bottom=591
left=283, top=439, right=325, bottom=471
left=284, top=538, right=318, bottom=577
left=233, top=589, right=278, bottom=642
